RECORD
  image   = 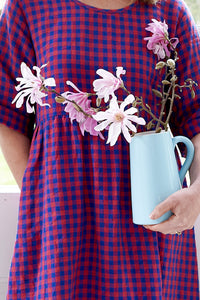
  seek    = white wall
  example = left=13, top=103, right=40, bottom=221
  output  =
left=0, top=187, right=200, bottom=300
left=0, top=187, right=19, bottom=300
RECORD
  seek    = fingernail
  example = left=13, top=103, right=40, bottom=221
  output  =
left=149, top=212, right=156, bottom=219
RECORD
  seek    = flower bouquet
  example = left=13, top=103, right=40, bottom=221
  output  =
left=13, top=19, right=197, bottom=224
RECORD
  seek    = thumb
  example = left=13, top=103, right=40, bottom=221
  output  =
left=149, top=197, right=174, bottom=220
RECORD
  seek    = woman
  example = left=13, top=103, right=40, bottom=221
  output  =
left=0, top=0, right=200, bottom=298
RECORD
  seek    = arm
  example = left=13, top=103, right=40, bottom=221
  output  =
left=0, top=124, right=31, bottom=189
left=144, top=133, right=200, bottom=234
left=189, top=133, right=200, bottom=186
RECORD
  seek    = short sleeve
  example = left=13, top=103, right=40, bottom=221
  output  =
left=0, top=0, right=36, bottom=139
left=169, top=1, right=200, bottom=143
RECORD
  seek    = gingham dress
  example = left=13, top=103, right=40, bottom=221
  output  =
left=1, top=0, right=200, bottom=298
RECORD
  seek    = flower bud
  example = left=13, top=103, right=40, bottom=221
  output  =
left=167, top=59, right=175, bottom=68
left=170, top=75, right=177, bottom=82
left=55, top=96, right=66, bottom=103
left=162, top=80, right=171, bottom=85
left=191, top=89, right=196, bottom=99
left=155, top=61, right=166, bottom=70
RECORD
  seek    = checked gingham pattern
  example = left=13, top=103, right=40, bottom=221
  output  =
left=0, top=0, right=200, bottom=298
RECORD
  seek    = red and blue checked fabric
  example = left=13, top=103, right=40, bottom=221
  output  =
left=0, top=0, right=200, bottom=298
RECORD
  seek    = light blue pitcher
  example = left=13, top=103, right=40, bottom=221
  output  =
left=129, top=130, right=194, bottom=225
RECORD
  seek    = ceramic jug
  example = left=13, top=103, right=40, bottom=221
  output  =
left=129, top=130, right=194, bottom=225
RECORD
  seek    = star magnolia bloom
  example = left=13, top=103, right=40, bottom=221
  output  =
left=62, top=81, right=91, bottom=123
left=12, top=62, right=56, bottom=113
left=62, top=81, right=104, bottom=139
left=144, top=19, right=179, bottom=60
left=93, top=67, right=126, bottom=103
left=93, top=94, right=146, bottom=146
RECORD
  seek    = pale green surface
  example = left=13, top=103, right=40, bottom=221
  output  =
left=184, top=0, right=200, bottom=24
left=0, top=148, right=17, bottom=185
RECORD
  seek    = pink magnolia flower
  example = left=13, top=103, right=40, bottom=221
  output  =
left=79, top=108, right=104, bottom=139
left=144, top=19, right=179, bottom=60
left=62, top=81, right=91, bottom=123
left=93, top=67, right=126, bottom=103
left=62, top=81, right=104, bottom=139
left=93, top=94, right=146, bottom=146
left=12, top=62, right=56, bottom=113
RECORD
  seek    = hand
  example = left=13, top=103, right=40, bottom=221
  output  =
left=143, top=184, right=200, bottom=235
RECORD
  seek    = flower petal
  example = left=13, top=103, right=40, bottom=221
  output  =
left=116, top=67, right=126, bottom=78
left=108, top=96, right=119, bottom=111
left=120, top=94, right=135, bottom=111
left=124, top=119, right=137, bottom=132
left=125, top=107, right=138, bottom=115
left=96, top=68, right=115, bottom=79
left=44, top=78, right=56, bottom=87
left=93, top=111, right=112, bottom=121
left=26, top=98, right=35, bottom=113
left=94, top=119, right=111, bottom=131
left=21, top=62, right=36, bottom=80
left=128, top=115, right=146, bottom=125
left=107, top=122, right=121, bottom=146
left=33, top=66, right=42, bottom=79
left=121, top=124, right=131, bottom=143
left=66, top=80, right=84, bottom=93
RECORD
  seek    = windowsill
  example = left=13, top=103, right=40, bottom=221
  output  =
left=0, top=185, right=20, bottom=194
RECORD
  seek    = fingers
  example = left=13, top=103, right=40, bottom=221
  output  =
left=144, top=188, right=197, bottom=235
left=149, top=196, right=175, bottom=220
left=144, top=214, right=183, bottom=235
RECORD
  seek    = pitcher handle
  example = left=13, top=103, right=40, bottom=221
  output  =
left=172, top=136, right=194, bottom=185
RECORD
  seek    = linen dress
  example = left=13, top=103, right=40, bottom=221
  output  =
left=0, top=0, right=200, bottom=298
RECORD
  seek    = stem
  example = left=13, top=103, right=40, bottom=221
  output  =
left=121, top=85, right=131, bottom=95
left=155, top=66, right=170, bottom=130
left=45, top=87, right=92, bottom=118
left=141, top=105, right=166, bottom=127
left=155, top=40, right=179, bottom=131
left=155, top=83, right=174, bottom=130
left=121, top=86, right=165, bottom=128
left=136, top=97, right=165, bottom=127
left=164, top=82, right=176, bottom=127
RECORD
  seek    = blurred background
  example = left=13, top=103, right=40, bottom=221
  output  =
left=185, top=0, right=200, bottom=24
